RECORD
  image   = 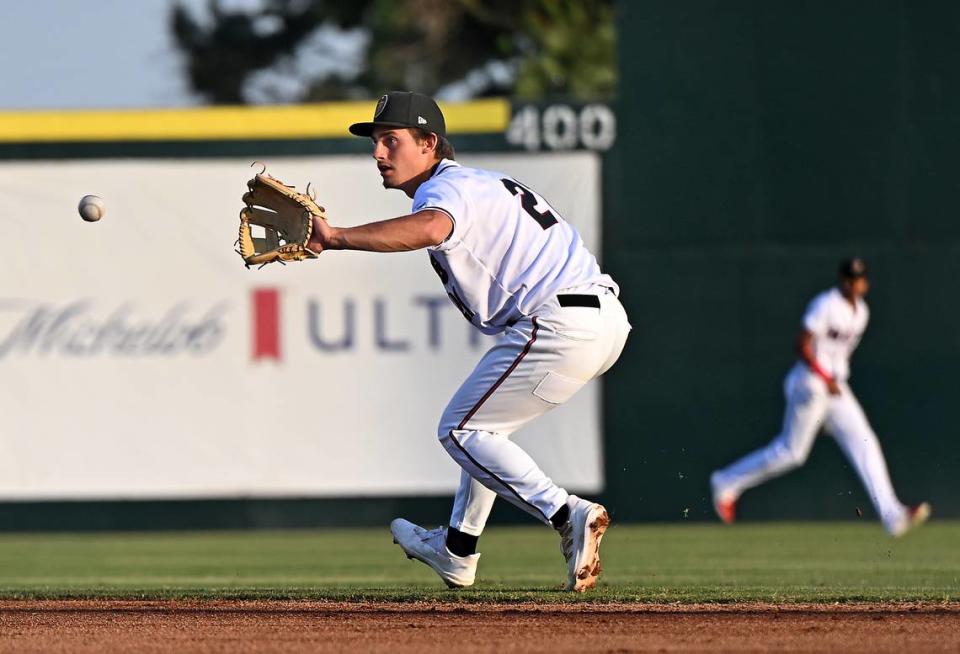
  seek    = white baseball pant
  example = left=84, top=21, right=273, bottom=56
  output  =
left=438, top=289, right=630, bottom=534
left=711, top=363, right=909, bottom=533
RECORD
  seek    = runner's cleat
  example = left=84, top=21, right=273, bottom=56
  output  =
left=713, top=493, right=737, bottom=525
left=711, top=473, right=737, bottom=524
left=891, top=502, right=931, bottom=538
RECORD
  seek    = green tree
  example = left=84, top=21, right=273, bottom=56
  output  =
left=170, top=0, right=616, bottom=103
left=508, top=0, right=617, bottom=100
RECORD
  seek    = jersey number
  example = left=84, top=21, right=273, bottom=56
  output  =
left=429, top=252, right=475, bottom=321
left=501, top=179, right=557, bottom=230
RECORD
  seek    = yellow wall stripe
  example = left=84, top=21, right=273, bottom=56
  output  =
left=0, top=99, right=510, bottom=143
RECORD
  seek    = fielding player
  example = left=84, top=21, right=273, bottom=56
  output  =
left=710, top=258, right=930, bottom=536
left=306, top=92, right=631, bottom=590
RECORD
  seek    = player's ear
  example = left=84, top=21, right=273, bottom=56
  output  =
left=423, top=132, right=438, bottom=155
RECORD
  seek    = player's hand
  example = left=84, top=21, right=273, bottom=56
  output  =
left=307, top=212, right=336, bottom=253
left=826, top=379, right=842, bottom=396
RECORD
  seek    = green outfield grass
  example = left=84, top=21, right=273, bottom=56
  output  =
left=0, top=521, right=956, bottom=603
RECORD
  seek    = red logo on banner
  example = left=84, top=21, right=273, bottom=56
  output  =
left=252, top=288, right=281, bottom=361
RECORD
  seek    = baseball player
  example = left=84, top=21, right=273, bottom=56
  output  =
left=305, top=91, right=631, bottom=591
left=710, top=258, right=930, bottom=536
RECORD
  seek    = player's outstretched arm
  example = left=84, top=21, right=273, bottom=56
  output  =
left=307, top=209, right=452, bottom=254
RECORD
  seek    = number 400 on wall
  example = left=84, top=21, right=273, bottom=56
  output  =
left=506, top=104, right=616, bottom=152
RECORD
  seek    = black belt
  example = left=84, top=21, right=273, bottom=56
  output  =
left=557, top=294, right=600, bottom=309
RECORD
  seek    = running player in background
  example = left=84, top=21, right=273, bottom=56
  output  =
left=710, top=258, right=930, bottom=536
left=306, top=92, right=631, bottom=590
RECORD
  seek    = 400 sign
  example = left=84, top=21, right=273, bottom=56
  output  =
left=506, top=104, right=616, bottom=152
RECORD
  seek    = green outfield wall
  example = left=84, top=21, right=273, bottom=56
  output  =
left=600, top=0, right=960, bottom=523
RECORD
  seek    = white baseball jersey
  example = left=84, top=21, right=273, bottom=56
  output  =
left=802, top=287, right=869, bottom=382
left=412, top=159, right=617, bottom=334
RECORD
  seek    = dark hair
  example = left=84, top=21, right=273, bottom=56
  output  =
left=412, top=128, right=456, bottom=161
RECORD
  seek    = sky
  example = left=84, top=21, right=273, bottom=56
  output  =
left=0, top=0, right=486, bottom=111
left=0, top=0, right=203, bottom=110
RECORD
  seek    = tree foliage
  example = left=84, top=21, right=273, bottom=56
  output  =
left=170, top=0, right=616, bottom=103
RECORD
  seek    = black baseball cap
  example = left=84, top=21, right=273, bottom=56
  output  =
left=349, top=91, right=447, bottom=138
left=839, top=257, right=868, bottom=279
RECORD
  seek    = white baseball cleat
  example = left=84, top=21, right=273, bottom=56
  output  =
left=558, top=495, right=610, bottom=592
left=390, top=519, right=479, bottom=588
left=890, top=502, right=932, bottom=538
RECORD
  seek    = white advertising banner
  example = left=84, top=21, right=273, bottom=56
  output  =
left=0, top=152, right=604, bottom=500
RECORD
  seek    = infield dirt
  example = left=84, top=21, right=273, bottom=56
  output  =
left=1, top=600, right=958, bottom=653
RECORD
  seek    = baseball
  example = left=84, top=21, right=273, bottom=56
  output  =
left=78, top=195, right=105, bottom=222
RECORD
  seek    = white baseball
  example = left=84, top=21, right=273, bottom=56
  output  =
left=78, top=195, right=105, bottom=222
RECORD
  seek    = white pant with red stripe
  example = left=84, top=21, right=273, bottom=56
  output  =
left=438, top=290, right=631, bottom=534
left=711, top=363, right=909, bottom=533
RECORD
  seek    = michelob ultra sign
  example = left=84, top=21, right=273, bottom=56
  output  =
left=0, top=152, right=605, bottom=500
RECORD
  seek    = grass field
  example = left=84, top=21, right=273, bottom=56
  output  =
left=0, top=521, right=956, bottom=603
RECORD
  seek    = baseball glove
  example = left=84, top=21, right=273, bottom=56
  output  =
left=237, top=165, right=326, bottom=268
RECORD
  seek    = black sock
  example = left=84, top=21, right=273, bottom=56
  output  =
left=445, top=527, right=479, bottom=557
left=550, top=504, right=570, bottom=530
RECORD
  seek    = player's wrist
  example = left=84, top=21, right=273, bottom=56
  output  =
left=322, top=225, right=344, bottom=250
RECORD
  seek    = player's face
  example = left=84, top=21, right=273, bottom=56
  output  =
left=841, top=276, right=870, bottom=298
left=370, top=127, right=435, bottom=190
left=851, top=276, right=870, bottom=297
